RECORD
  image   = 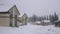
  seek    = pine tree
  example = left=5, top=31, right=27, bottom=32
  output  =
left=54, top=12, right=58, bottom=21
left=49, top=12, right=59, bottom=24
left=32, top=15, right=37, bottom=22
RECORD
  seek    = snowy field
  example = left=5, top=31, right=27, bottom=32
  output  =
left=0, top=23, right=60, bottom=34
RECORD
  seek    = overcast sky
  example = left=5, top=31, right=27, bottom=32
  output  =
left=0, top=0, right=60, bottom=19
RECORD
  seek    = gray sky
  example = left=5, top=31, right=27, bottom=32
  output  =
left=0, top=0, right=60, bottom=19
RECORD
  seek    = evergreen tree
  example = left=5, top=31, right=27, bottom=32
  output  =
left=49, top=12, right=59, bottom=24
left=32, top=15, right=37, bottom=22
left=54, top=12, right=58, bottom=21
left=46, top=16, right=49, bottom=20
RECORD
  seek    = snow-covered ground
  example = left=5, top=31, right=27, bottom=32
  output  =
left=0, top=23, right=60, bottom=34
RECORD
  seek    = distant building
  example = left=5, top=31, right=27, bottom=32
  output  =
left=0, top=5, right=21, bottom=27
left=55, top=21, right=60, bottom=27
left=41, top=20, right=51, bottom=25
left=35, top=21, right=41, bottom=24
left=21, top=13, right=28, bottom=25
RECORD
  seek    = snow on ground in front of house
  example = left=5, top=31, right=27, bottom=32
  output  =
left=0, top=23, right=60, bottom=34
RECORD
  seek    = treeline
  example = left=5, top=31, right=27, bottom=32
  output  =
left=49, top=12, right=58, bottom=24
left=29, top=12, right=59, bottom=24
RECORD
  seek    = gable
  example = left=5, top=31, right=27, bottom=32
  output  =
left=13, top=5, right=20, bottom=15
left=8, top=5, right=20, bottom=16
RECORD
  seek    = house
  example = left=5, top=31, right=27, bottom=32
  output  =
left=34, top=21, right=42, bottom=25
left=41, top=20, right=51, bottom=25
left=55, top=21, right=60, bottom=27
left=0, top=5, right=20, bottom=27
left=21, top=13, right=28, bottom=25
left=17, top=17, right=23, bottom=26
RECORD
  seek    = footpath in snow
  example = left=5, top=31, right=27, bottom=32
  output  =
left=0, top=23, right=60, bottom=34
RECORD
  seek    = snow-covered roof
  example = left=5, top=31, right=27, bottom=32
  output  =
left=35, top=21, right=41, bottom=24
left=0, top=5, right=14, bottom=12
left=43, top=20, right=50, bottom=22
left=0, top=5, right=20, bottom=14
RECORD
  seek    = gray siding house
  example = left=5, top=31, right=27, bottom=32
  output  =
left=0, top=5, right=20, bottom=27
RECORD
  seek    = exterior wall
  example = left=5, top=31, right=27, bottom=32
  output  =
left=12, top=18, right=15, bottom=27
left=12, top=6, right=20, bottom=27
left=9, top=6, right=16, bottom=27
left=0, top=14, right=10, bottom=27
left=0, top=14, right=9, bottom=16
left=13, top=6, right=20, bottom=17
left=9, top=5, right=20, bottom=27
